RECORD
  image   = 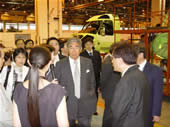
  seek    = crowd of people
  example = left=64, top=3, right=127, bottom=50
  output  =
left=0, top=36, right=163, bottom=127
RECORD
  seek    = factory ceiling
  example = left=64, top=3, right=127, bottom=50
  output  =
left=0, top=0, right=169, bottom=26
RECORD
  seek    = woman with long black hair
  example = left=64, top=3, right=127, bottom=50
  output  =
left=13, top=46, right=69, bottom=127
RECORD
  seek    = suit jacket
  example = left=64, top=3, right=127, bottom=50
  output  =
left=59, top=54, right=66, bottom=60
left=111, top=65, right=150, bottom=127
left=100, top=64, right=121, bottom=103
left=80, top=50, right=101, bottom=86
left=143, top=62, right=163, bottom=127
left=100, top=64, right=121, bottom=127
left=55, top=56, right=97, bottom=120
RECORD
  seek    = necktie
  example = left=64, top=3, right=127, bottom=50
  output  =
left=73, top=60, right=80, bottom=98
left=89, top=52, right=93, bottom=56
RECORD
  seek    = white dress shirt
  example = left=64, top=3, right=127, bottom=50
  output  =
left=69, top=57, right=81, bottom=98
left=69, top=57, right=81, bottom=78
left=138, top=59, right=147, bottom=71
left=86, top=50, right=93, bottom=56
left=53, top=54, right=60, bottom=66
left=0, top=84, right=12, bottom=127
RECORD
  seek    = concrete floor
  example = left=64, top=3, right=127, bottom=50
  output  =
left=91, top=95, right=170, bottom=127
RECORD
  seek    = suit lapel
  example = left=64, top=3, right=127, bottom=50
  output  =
left=80, top=57, right=86, bottom=96
left=123, top=65, right=138, bottom=77
left=66, top=58, right=75, bottom=94
left=65, top=58, right=74, bottom=86
left=143, top=62, right=149, bottom=74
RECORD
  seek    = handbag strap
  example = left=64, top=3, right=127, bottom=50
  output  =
left=4, top=66, right=11, bottom=89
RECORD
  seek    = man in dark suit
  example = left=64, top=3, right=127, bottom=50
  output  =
left=55, top=37, right=97, bottom=127
left=135, top=43, right=163, bottom=127
left=111, top=42, right=150, bottom=127
left=100, top=63, right=121, bottom=127
left=80, top=39, right=101, bottom=103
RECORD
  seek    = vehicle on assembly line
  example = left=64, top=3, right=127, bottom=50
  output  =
left=74, top=14, right=120, bottom=53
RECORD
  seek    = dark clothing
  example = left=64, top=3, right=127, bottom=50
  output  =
left=103, top=54, right=112, bottom=64
left=55, top=57, right=97, bottom=123
left=111, top=66, right=150, bottom=127
left=59, top=54, right=66, bottom=60
left=80, top=50, right=101, bottom=98
left=69, top=115, right=92, bottom=127
left=143, top=62, right=163, bottom=127
left=45, top=54, right=66, bottom=82
left=13, top=83, right=66, bottom=127
left=100, top=64, right=121, bottom=127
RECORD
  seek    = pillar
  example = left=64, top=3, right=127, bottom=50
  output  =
left=35, top=0, right=62, bottom=44
left=151, top=0, right=166, bottom=26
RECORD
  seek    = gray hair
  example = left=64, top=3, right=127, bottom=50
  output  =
left=67, top=37, right=82, bottom=47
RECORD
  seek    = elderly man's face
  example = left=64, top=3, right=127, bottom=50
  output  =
left=68, top=42, right=81, bottom=60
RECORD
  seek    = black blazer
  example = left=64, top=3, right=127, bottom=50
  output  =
left=55, top=57, right=97, bottom=120
left=111, top=65, right=151, bottom=127
left=143, top=62, right=163, bottom=127
left=59, top=54, right=66, bottom=60
left=100, top=64, right=121, bottom=127
left=80, top=50, right=101, bottom=86
left=100, top=64, right=121, bottom=103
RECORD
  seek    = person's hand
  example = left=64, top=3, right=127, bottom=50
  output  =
left=153, top=116, right=160, bottom=122
left=51, top=79, right=58, bottom=85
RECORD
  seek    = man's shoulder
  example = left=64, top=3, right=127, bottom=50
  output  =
left=145, top=62, right=162, bottom=73
left=80, top=56, right=91, bottom=62
left=93, top=50, right=100, bottom=54
left=80, top=50, right=88, bottom=55
left=56, top=57, right=68, bottom=65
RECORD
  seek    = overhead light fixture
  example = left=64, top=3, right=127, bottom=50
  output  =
left=98, top=0, right=104, bottom=2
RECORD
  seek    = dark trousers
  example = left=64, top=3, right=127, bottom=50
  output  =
left=69, top=115, right=92, bottom=127
left=102, top=101, right=112, bottom=127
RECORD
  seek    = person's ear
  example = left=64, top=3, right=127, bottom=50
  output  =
left=138, top=53, right=144, bottom=59
left=118, top=58, right=124, bottom=66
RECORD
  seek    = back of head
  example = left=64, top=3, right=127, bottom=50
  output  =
left=28, top=46, right=51, bottom=127
left=0, top=43, right=5, bottom=49
left=134, top=43, right=146, bottom=59
left=40, top=44, right=55, bottom=53
left=113, top=42, right=137, bottom=65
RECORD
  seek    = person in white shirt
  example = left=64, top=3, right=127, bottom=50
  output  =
left=0, top=48, right=29, bottom=100
left=111, top=42, right=150, bottom=127
left=135, top=43, right=163, bottom=127
left=0, top=48, right=12, bottom=127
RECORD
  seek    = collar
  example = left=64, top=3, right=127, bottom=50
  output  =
left=86, top=50, right=93, bottom=54
left=121, top=65, right=136, bottom=77
left=69, top=56, right=80, bottom=63
left=139, top=59, right=147, bottom=71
